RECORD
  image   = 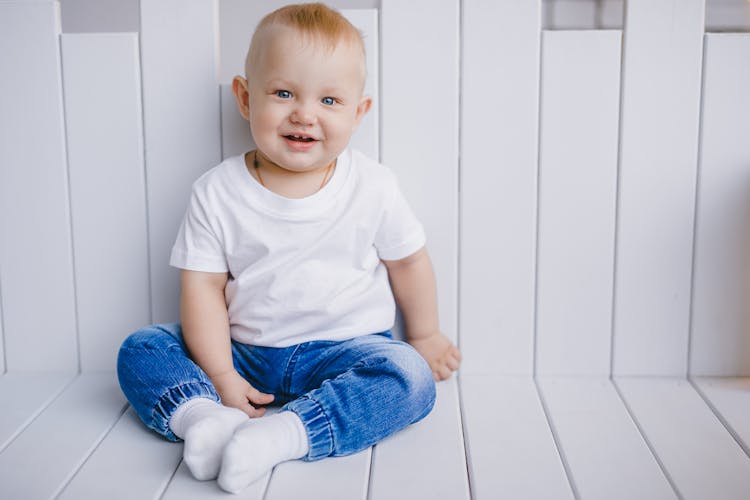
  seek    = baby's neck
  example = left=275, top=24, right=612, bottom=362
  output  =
left=245, top=151, right=335, bottom=199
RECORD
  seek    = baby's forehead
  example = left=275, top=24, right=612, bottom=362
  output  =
left=247, top=25, right=366, bottom=83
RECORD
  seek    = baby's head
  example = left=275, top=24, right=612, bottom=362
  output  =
left=233, top=3, right=372, bottom=174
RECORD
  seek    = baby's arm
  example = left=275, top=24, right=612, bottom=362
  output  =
left=180, top=270, right=274, bottom=416
left=383, top=248, right=461, bottom=381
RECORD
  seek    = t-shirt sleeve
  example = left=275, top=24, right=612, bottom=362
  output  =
left=374, top=170, right=426, bottom=261
left=169, top=185, right=228, bottom=273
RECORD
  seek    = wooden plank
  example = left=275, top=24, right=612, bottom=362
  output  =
left=0, top=372, right=77, bottom=452
left=461, top=375, right=573, bottom=499
left=612, top=0, right=705, bottom=376
left=616, top=377, right=750, bottom=499
left=341, top=9, right=379, bottom=161
left=219, top=8, right=379, bottom=162
left=368, top=378, right=470, bottom=500
left=58, top=407, right=181, bottom=500
left=693, top=377, right=750, bottom=454
left=265, top=449, right=370, bottom=500
left=140, top=0, right=222, bottom=323
left=0, top=277, right=4, bottom=374
left=60, top=33, right=151, bottom=372
left=381, top=0, right=459, bottom=344
left=460, top=0, right=541, bottom=376
left=59, top=0, right=140, bottom=33
left=0, top=0, right=79, bottom=372
left=535, top=30, right=621, bottom=376
left=705, top=0, right=750, bottom=32
left=162, top=462, right=269, bottom=500
left=221, top=83, right=255, bottom=159
left=599, top=0, right=625, bottom=29
left=545, top=0, right=597, bottom=29
left=0, top=373, right=128, bottom=500
left=691, top=34, right=750, bottom=376
left=538, top=377, right=676, bottom=499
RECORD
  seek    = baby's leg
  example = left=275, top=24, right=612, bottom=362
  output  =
left=117, top=323, right=247, bottom=480
left=217, top=333, right=436, bottom=493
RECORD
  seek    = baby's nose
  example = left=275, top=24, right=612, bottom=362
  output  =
left=290, top=102, right=317, bottom=126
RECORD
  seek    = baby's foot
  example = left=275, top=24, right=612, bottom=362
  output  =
left=218, top=411, right=309, bottom=493
left=183, top=414, right=245, bottom=480
left=169, top=399, right=247, bottom=480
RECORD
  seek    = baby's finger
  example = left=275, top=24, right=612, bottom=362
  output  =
left=446, top=355, right=460, bottom=371
left=247, top=387, right=275, bottom=405
left=232, top=400, right=258, bottom=418
left=436, top=364, right=453, bottom=381
left=244, top=401, right=266, bottom=418
left=450, top=345, right=462, bottom=361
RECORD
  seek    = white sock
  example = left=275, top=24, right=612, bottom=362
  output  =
left=218, top=411, right=309, bottom=493
left=169, top=398, right=248, bottom=481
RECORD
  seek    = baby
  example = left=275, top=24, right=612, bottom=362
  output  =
left=117, top=2, right=461, bottom=494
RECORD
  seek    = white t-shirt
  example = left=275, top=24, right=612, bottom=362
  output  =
left=169, top=148, right=426, bottom=347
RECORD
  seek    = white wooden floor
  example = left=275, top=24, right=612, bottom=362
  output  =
left=1, top=374, right=749, bottom=499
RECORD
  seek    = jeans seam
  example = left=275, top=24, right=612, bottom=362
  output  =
left=282, top=343, right=305, bottom=396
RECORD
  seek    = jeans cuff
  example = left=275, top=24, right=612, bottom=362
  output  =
left=152, top=382, right=219, bottom=442
left=283, top=396, right=333, bottom=461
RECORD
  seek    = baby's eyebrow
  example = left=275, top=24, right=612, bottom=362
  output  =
left=264, top=78, right=294, bottom=87
left=319, top=85, right=347, bottom=95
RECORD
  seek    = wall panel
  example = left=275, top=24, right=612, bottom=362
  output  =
left=340, top=9, right=379, bottom=161
left=536, top=30, right=621, bottom=376
left=381, top=0, right=459, bottom=343
left=140, top=0, right=222, bottom=323
left=61, top=33, right=151, bottom=371
left=612, top=0, right=705, bottom=376
left=691, top=34, right=750, bottom=376
left=0, top=0, right=78, bottom=372
left=460, top=0, right=541, bottom=375
left=221, top=84, right=255, bottom=160
left=0, top=277, right=5, bottom=374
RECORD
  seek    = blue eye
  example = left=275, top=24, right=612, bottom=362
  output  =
left=275, top=90, right=292, bottom=99
left=321, top=97, right=336, bottom=106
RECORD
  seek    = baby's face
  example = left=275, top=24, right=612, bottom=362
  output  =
left=244, top=26, right=371, bottom=173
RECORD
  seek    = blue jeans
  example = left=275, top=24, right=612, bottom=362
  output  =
left=117, top=323, right=436, bottom=461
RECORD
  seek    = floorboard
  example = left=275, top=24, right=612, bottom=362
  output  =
left=57, top=407, right=181, bottom=500
left=538, top=377, right=676, bottom=499
left=368, top=377, right=470, bottom=500
left=461, top=375, right=573, bottom=499
left=692, top=377, right=750, bottom=455
left=0, top=372, right=127, bottom=500
left=265, top=449, right=371, bottom=500
left=161, top=462, right=269, bottom=500
left=4, top=372, right=748, bottom=499
left=616, top=377, right=750, bottom=500
left=0, top=371, right=76, bottom=452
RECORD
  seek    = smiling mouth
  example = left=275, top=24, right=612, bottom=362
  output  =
left=284, top=135, right=316, bottom=142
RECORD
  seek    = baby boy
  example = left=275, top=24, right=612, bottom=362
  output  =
left=117, top=2, right=461, bottom=494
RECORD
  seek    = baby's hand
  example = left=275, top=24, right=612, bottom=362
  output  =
left=210, top=370, right=274, bottom=418
left=408, top=333, right=461, bottom=381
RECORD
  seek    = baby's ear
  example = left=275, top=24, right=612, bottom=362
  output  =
left=232, top=76, right=251, bottom=121
left=354, top=95, right=372, bottom=125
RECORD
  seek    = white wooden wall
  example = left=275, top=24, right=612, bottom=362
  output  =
left=3, top=0, right=749, bottom=377
left=2, top=0, right=750, bottom=498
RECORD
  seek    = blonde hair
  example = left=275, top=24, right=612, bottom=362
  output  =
left=245, top=3, right=365, bottom=80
